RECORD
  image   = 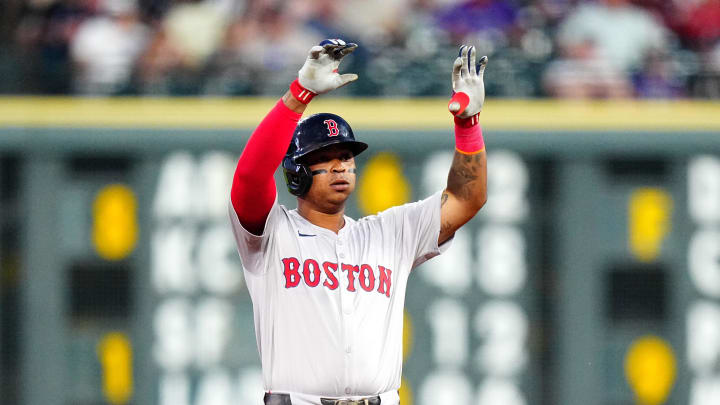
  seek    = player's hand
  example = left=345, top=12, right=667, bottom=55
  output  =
left=298, top=39, right=359, bottom=94
left=448, top=45, right=488, bottom=119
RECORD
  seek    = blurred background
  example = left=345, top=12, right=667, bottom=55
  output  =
left=1, top=0, right=720, bottom=98
left=1, top=1, right=720, bottom=405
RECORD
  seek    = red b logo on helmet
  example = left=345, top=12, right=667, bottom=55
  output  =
left=324, top=119, right=339, bottom=137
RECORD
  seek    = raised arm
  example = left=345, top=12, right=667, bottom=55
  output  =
left=231, top=39, right=359, bottom=235
left=439, top=45, right=489, bottom=244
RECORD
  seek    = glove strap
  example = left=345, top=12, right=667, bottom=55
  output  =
left=290, top=79, right=317, bottom=104
left=454, top=113, right=480, bottom=128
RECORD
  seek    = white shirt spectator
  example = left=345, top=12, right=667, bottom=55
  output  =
left=163, top=0, right=229, bottom=68
left=70, top=9, right=149, bottom=94
left=557, top=0, right=668, bottom=72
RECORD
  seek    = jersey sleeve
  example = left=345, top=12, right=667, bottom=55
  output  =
left=379, top=190, right=453, bottom=270
left=228, top=194, right=284, bottom=276
left=231, top=99, right=302, bottom=233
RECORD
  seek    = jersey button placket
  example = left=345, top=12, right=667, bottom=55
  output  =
left=338, top=240, right=352, bottom=315
left=337, top=235, right=353, bottom=396
left=341, top=313, right=353, bottom=395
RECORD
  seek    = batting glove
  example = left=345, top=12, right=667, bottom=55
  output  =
left=448, top=45, right=488, bottom=121
left=291, top=39, right=358, bottom=103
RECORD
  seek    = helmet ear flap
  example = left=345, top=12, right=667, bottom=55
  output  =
left=282, top=156, right=313, bottom=196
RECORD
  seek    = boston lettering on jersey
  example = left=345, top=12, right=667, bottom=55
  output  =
left=281, top=257, right=392, bottom=297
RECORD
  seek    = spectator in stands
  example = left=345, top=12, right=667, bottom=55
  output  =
left=676, top=0, right=720, bottom=49
left=135, top=27, right=183, bottom=94
left=70, top=0, right=150, bottom=94
left=14, top=0, right=94, bottom=93
left=689, top=39, right=720, bottom=98
left=556, top=0, right=670, bottom=73
left=292, top=0, right=345, bottom=41
left=295, top=0, right=443, bottom=96
left=534, top=0, right=576, bottom=23
left=137, top=0, right=229, bottom=94
left=301, top=0, right=418, bottom=47
left=542, top=37, right=632, bottom=98
left=433, top=0, right=520, bottom=47
left=3, top=0, right=715, bottom=98
left=162, top=0, right=227, bottom=67
left=630, top=0, right=681, bottom=29
left=659, top=0, right=720, bottom=98
left=203, top=14, right=264, bottom=94
left=632, top=49, right=685, bottom=98
left=204, top=4, right=321, bottom=95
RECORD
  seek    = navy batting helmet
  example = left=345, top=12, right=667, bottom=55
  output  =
left=282, top=113, right=368, bottom=196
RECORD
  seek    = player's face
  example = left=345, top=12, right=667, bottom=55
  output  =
left=301, top=144, right=357, bottom=209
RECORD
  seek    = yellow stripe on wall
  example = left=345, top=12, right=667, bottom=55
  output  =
left=1, top=97, right=719, bottom=131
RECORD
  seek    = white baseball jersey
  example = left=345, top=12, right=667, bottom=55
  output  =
left=229, top=190, right=452, bottom=404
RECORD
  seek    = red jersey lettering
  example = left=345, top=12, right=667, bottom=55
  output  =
left=359, top=264, right=376, bottom=292
left=282, top=257, right=301, bottom=288
left=377, top=266, right=392, bottom=297
left=303, top=259, right=321, bottom=287
left=322, top=261, right=339, bottom=290
left=341, top=263, right=359, bottom=292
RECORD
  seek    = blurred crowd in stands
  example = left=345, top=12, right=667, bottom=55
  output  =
left=1, top=0, right=719, bottom=98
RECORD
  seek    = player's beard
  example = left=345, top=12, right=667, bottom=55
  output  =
left=302, top=174, right=355, bottom=214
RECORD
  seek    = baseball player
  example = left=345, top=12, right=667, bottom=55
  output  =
left=229, top=39, right=488, bottom=405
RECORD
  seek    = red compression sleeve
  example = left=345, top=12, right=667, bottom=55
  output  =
left=231, top=99, right=302, bottom=232
left=454, top=114, right=484, bottom=154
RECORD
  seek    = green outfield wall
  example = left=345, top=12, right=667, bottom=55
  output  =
left=1, top=98, right=719, bottom=405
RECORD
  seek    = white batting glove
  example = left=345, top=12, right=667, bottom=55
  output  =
left=298, top=39, right=358, bottom=94
left=448, top=45, right=488, bottom=119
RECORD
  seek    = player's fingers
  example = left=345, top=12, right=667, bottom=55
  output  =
left=468, top=46, right=477, bottom=78
left=308, top=45, right=324, bottom=60
left=322, top=43, right=338, bottom=54
left=324, top=44, right=347, bottom=60
left=339, top=43, right=358, bottom=57
left=326, top=44, right=356, bottom=60
left=337, top=73, right=359, bottom=88
left=322, top=40, right=339, bottom=53
left=451, top=57, right=462, bottom=89
left=477, top=55, right=488, bottom=76
left=321, top=39, right=355, bottom=59
left=459, top=45, right=470, bottom=79
left=320, top=38, right=344, bottom=46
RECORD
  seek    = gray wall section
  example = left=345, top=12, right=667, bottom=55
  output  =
left=3, top=126, right=719, bottom=405
left=0, top=159, right=3, bottom=401
left=20, top=155, right=66, bottom=405
left=1, top=127, right=720, bottom=155
left=133, top=158, right=161, bottom=405
left=555, top=161, right=605, bottom=405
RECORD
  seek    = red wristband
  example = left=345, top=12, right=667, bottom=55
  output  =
left=454, top=113, right=480, bottom=128
left=455, top=118, right=484, bottom=154
left=290, top=79, right=317, bottom=104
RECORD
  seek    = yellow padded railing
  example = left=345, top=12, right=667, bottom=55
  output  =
left=1, top=97, right=719, bottom=131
